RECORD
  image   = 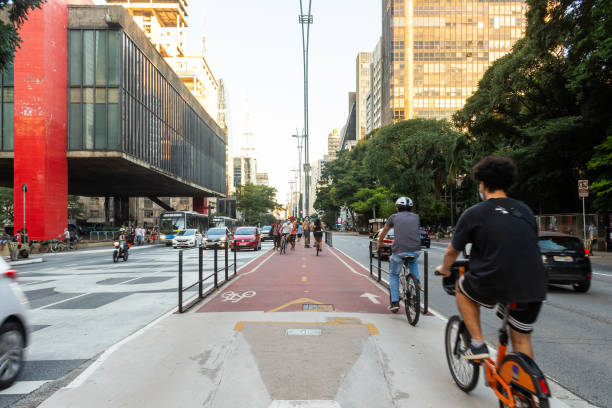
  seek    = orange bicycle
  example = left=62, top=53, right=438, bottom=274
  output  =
left=441, top=261, right=551, bottom=407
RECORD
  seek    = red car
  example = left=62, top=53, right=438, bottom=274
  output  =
left=231, top=227, right=262, bottom=251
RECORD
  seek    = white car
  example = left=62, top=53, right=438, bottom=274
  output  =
left=0, top=258, right=29, bottom=390
left=172, top=229, right=203, bottom=248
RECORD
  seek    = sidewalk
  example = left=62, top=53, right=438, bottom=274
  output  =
left=36, top=243, right=572, bottom=408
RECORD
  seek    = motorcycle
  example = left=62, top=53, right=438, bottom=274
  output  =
left=112, top=241, right=129, bottom=263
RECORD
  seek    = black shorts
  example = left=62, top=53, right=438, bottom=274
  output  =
left=458, top=274, right=542, bottom=334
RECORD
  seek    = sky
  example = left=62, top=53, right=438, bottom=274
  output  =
left=184, top=1, right=382, bottom=202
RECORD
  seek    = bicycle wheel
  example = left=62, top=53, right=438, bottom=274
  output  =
left=445, top=315, right=480, bottom=392
left=498, top=386, right=547, bottom=408
left=404, top=273, right=420, bottom=326
left=316, top=243, right=320, bottom=256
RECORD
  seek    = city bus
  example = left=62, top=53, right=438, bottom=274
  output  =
left=159, top=211, right=210, bottom=246
left=210, top=216, right=238, bottom=233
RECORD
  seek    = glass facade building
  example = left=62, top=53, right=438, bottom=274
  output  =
left=382, top=0, right=527, bottom=122
left=0, top=65, right=14, bottom=151
left=68, top=28, right=226, bottom=195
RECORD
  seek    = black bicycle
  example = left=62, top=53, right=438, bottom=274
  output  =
left=388, top=254, right=420, bottom=326
left=279, top=234, right=288, bottom=254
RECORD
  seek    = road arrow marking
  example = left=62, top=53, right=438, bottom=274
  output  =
left=360, top=293, right=381, bottom=304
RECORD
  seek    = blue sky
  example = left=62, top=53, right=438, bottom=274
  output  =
left=187, top=1, right=381, bottom=201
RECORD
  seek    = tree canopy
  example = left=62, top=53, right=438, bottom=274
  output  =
left=0, top=0, right=46, bottom=70
left=235, top=183, right=278, bottom=225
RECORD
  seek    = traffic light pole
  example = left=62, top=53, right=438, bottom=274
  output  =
left=299, top=0, right=313, bottom=217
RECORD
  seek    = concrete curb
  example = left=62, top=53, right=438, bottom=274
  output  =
left=7, top=257, right=44, bottom=266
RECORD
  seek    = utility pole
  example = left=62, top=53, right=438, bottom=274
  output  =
left=299, top=0, right=313, bottom=217
left=293, top=132, right=304, bottom=217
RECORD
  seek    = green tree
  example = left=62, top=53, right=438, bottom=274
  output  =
left=587, top=135, right=612, bottom=210
left=0, top=187, right=13, bottom=225
left=453, top=0, right=612, bottom=214
left=0, top=0, right=46, bottom=70
left=236, top=183, right=278, bottom=225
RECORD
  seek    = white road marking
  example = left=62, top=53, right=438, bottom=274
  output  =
left=593, top=272, right=612, bottom=277
left=221, top=290, right=256, bottom=303
left=0, top=381, right=49, bottom=395
left=360, top=292, right=381, bottom=304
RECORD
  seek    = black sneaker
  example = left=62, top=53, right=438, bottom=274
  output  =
left=387, top=301, right=400, bottom=313
left=461, top=343, right=489, bottom=360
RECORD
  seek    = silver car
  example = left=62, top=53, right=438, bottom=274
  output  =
left=0, top=258, right=29, bottom=390
left=172, top=229, right=203, bottom=248
left=203, top=227, right=232, bottom=249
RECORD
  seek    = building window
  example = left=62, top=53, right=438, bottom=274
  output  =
left=90, top=210, right=100, bottom=218
left=144, top=210, right=154, bottom=218
left=144, top=199, right=153, bottom=208
left=0, top=64, right=14, bottom=151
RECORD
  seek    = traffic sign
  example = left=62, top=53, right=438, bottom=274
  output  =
left=578, top=180, right=589, bottom=198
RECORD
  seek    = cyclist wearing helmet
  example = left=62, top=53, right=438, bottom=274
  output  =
left=436, top=156, right=547, bottom=360
left=378, top=197, right=422, bottom=312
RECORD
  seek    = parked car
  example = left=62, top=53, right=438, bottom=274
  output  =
left=261, top=225, right=273, bottom=242
left=231, top=227, right=262, bottom=251
left=539, top=232, right=591, bottom=293
left=370, top=229, right=394, bottom=260
left=420, top=229, right=431, bottom=248
left=203, top=227, right=232, bottom=249
left=172, top=229, right=203, bottom=248
left=0, top=259, right=29, bottom=390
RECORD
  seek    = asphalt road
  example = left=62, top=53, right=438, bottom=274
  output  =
left=331, top=233, right=611, bottom=408
left=0, top=242, right=274, bottom=408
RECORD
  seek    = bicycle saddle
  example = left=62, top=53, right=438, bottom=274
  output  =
left=401, top=255, right=415, bottom=261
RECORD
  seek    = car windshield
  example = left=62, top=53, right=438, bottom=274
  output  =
left=386, top=229, right=394, bottom=239
left=538, top=236, right=582, bottom=253
left=236, top=228, right=255, bottom=235
left=177, top=230, right=195, bottom=236
left=262, top=226, right=272, bottom=231
left=207, top=228, right=225, bottom=236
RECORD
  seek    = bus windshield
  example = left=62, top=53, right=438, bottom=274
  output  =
left=160, top=216, right=185, bottom=234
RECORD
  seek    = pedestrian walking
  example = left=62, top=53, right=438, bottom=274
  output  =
left=273, top=220, right=281, bottom=250
left=303, top=216, right=311, bottom=248
left=297, top=221, right=303, bottom=242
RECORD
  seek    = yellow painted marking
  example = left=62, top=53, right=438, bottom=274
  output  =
left=233, top=319, right=378, bottom=335
left=301, top=276, right=308, bottom=282
left=266, top=297, right=326, bottom=313
left=301, top=264, right=307, bottom=269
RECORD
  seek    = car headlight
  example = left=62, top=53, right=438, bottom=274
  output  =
left=541, top=255, right=548, bottom=263
left=160, top=234, right=166, bottom=240
left=220, top=237, right=227, bottom=241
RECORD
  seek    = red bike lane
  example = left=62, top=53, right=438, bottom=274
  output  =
left=197, top=243, right=390, bottom=314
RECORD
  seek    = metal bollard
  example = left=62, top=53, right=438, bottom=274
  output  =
left=233, top=243, right=237, bottom=276
left=178, top=250, right=183, bottom=313
left=369, top=241, right=373, bottom=277
left=214, top=245, right=218, bottom=288
left=224, top=244, right=229, bottom=282
left=424, top=250, right=429, bottom=314
left=198, top=246, right=203, bottom=298
left=377, top=251, right=382, bottom=282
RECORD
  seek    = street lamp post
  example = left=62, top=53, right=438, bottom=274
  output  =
left=299, top=0, right=313, bottom=217
left=292, top=132, right=304, bottom=217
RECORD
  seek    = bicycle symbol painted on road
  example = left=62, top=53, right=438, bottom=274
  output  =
left=221, top=291, right=256, bottom=303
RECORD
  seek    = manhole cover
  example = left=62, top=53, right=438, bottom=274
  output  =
left=286, top=328, right=322, bottom=336
left=302, top=304, right=334, bottom=311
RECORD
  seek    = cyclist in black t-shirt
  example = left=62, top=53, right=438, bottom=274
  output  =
left=436, top=156, right=547, bottom=360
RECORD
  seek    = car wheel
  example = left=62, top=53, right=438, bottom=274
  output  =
left=573, top=280, right=590, bottom=293
left=0, top=322, right=25, bottom=391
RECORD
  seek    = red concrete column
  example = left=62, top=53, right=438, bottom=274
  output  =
left=193, top=197, right=207, bottom=214
left=13, top=0, right=69, bottom=240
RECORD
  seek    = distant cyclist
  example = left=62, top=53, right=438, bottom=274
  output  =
left=436, top=156, right=547, bottom=360
left=378, top=197, right=421, bottom=312
left=312, top=218, right=324, bottom=251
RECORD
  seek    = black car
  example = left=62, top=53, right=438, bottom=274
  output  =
left=538, top=232, right=591, bottom=293
left=420, top=230, right=431, bottom=248
left=261, top=225, right=273, bottom=241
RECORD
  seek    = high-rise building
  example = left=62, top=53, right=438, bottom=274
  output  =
left=232, top=157, right=257, bottom=189
left=355, top=52, right=372, bottom=140
left=107, top=0, right=220, bottom=124
left=256, top=173, right=269, bottom=186
left=381, top=0, right=527, bottom=123
left=367, top=38, right=383, bottom=134
left=340, top=92, right=357, bottom=151
left=327, top=129, right=341, bottom=161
